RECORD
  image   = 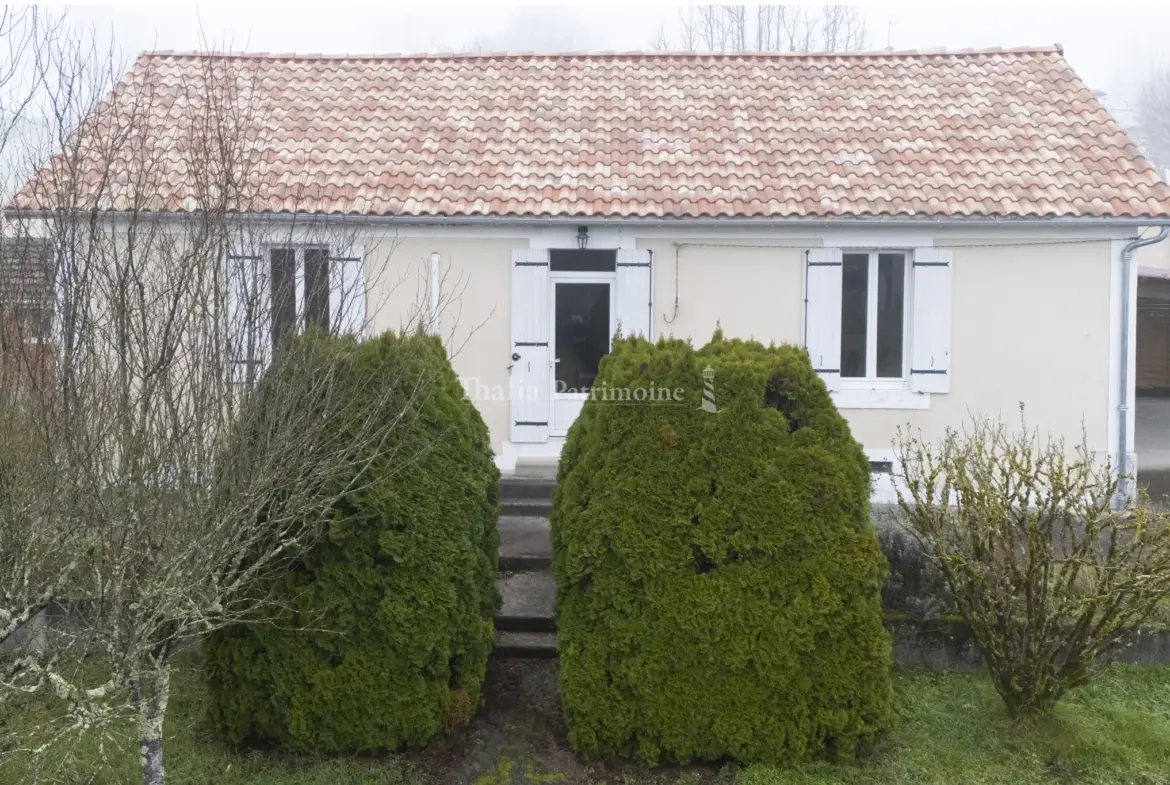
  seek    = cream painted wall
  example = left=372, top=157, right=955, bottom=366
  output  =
left=365, top=228, right=1117, bottom=464
left=847, top=240, right=1112, bottom=453
left=366, top=236, right=519, bottom=451
left=641, top=235, right=1113, bottom=456
left=640, top=239, right=816, bottom=345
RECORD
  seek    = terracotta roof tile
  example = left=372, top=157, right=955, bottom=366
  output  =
left=14, top=48, right=1170, bottom=219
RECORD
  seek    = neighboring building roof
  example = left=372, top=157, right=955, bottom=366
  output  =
left=1140, top=267, right=1170, bottom=280
left=13, top=47, right=1170, bottom=220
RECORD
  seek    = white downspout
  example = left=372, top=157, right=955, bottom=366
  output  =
left=428, top=251, right=441, bottom=335
left=1119, top=227, right=1169, bottom=501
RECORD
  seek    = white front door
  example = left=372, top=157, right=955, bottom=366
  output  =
left=550, top=276, right=615, bottom=435
left=508, top=247, right=652, bottom=444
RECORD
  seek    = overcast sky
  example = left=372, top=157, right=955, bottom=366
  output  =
left=53, top=2, right=1170, bottom=126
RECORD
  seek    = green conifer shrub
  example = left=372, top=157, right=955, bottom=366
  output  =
left=204, top=331, right=499, bottom=753
left=552, top=331, right=893, bottom=764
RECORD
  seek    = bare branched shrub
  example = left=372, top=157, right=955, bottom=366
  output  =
left=894, top=410, right=1170, bottom=719
left=1, top=12, right=442, bottom=785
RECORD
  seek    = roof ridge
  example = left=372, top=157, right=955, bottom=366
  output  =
left=139, top=45, right=1065, bottom=62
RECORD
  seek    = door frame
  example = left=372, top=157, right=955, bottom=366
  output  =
left=548, top=268, right=617, bottom=437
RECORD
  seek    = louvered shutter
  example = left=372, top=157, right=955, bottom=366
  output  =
left=225, top=246, right=269, bottom=387
left=804, top=248, right=843, bottom=391
left=615, top=248, right=652, bottom=338
left=330, top=244, right=366, bottom=337
left=910, top=247, right=953, bottom=393
left=510, top=248, right=551, bottom=443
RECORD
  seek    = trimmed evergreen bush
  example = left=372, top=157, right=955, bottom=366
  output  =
left=204, top=331, right=500, bottom=753
left=552, top=331, right=893, bottom=764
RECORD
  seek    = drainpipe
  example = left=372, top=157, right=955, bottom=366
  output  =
left=1119, top=227, right=1169, bottom=502
left=428, top=251, right=442, bottom=335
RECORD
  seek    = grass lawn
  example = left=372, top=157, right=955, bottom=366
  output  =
left=740, top=665, right=1170, bottom=785
left=3, top=658, right=1170, bottom=785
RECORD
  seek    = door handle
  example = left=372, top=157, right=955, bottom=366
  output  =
left=511, top=352, right=521, bottom=361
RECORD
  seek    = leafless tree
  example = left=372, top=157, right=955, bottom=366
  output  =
left=652, top=4, right=868, bottom=53
left=1, top=11, right=439, bottom=785
left=1134, top=63, right=1170, bottom=174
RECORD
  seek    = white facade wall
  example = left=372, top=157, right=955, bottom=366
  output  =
left=359, top=223, right=1133, bottom=491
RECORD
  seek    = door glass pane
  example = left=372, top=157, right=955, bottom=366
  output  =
left=555, top=282, right=610, bottom=393
left=876, top=253, right=905, bottom=378
left=841, top=253, right=869, bottom=378
left=304, top=248, right=330, bottom=330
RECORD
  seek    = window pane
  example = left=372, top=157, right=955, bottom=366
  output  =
left=841, top=253, right=868, bottom=378
left=554, top=282, right=610, bottom=393
left=270, top=248, right=296, bottom=353
left=876, top=253, right=905, bottom=378
left=550, top=249, right=616, bottom=272
left=304, top=248, right=330, bottom=330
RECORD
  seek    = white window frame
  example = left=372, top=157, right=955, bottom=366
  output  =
left=835, top=249, right=927, bottom=410
left=265, top=243, right=330, bottom=335
left=840, top=250, right=911, bottom=388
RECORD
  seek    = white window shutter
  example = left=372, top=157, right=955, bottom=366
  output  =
left=804, top=248, right=843, bottom=391
left=225, top=247, right=269, bottom=387
left=615, top=248, right=653, bottom=339
left=330, top=245, right=366, bottom=337
left=510, top=248, right=551, bottom=443
left=910, top=247, right=953, bottom=393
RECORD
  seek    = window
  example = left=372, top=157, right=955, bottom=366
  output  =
left=550, top=249, right=616, bottom=272
left=805, top=245, right=951, bottom=408
left=227, top=243, right=364, bottom=387
left=840, top=251, right=907, bottom=381
left=553, top=281, right=611, bottom=393
left=269, top=246, right=330, bottom=353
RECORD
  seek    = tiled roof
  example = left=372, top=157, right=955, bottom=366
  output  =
left=14, top=48, right=1170, bottom=219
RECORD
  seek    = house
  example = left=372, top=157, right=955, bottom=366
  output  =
left=7, top=47, right=1170, bottom=500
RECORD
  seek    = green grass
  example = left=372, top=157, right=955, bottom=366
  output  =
left=4, top=659, right=1170, bottom=784
left=739, top=666, right=1170, bottom=785
left=0, top=657, right=429, bottom=785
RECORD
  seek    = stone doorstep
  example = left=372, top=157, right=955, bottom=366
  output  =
left=494, top=630, right=557, bottom=659
left=495, top=571, right=556, bottom=634
left=498, top=476, right=556, bottom=500
left=500, top=498, right=552, bottom=518
left=512, top=460, right=559, bottom=480
left=498, top=515, right=552, bottom=572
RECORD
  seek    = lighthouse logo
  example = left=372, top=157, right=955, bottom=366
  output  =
left=700, top=365, right=718, bottom=414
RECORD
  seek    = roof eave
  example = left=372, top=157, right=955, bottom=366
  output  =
left=6, top=210, right=1170, bottom=227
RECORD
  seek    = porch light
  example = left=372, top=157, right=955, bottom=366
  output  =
left=576, top=225, right=588, bottom=250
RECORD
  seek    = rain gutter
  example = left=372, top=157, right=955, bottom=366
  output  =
left=6, top=210, right=1170, bottom=228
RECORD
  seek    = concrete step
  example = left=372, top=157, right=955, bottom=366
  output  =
left=495, top=571, right=556, bottom=633
left=494, top=630, right=557, bottom=659
left=498, top=515, right=552, bottom=572
left=499, top=476, right=556, bottom=501
left=513, top=460, right=558, bottom=480
left=501, top=498, right=551, bottom=518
